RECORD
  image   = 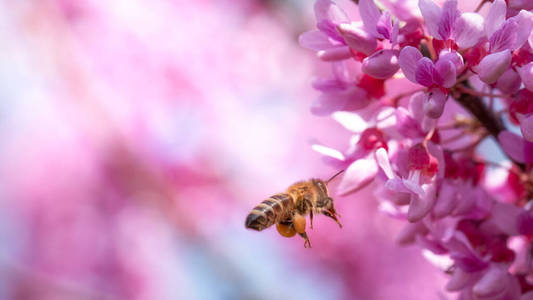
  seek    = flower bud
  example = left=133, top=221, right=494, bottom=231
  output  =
left=424, top=88, right=448, bottom=119
left=475, top=50, right=512, bottom=84
left=336, top=23, right=377, bottom=56
left=361, top=49, right=400, bottom=79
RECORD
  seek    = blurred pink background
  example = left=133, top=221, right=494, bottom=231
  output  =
left=0, top=0, right=448, bottom=299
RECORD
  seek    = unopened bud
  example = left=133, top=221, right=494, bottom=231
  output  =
left=361, top=49, right=400, bottom=79
left=475, top=50, right=512, bottom=84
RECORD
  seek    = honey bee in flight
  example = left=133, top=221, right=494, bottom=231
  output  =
left=245, top=170, right=344, bottom=248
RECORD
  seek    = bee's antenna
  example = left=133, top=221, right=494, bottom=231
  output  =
left=325, top=169, right=344, bottom=185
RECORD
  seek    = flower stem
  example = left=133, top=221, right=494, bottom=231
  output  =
left=456, top=85, right=506, bottom=99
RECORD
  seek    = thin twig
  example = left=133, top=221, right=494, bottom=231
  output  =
left=456, top=85, right=506, bottom=99
left=475, top=0, right=488, bottom=12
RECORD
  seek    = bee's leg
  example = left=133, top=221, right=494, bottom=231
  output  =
left=324, top=208, right=342, bottom=228
left=309, top=210, right=314, bottom=230
left=293, top=214, right=311, bottom=248
left=299, top=232, right=311, bottom=248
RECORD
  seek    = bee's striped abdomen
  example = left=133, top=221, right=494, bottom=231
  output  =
left=245, top=193, right=293, bottom=231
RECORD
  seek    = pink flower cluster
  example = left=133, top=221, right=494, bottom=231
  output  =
left=302, top=0, right=533, bottom=298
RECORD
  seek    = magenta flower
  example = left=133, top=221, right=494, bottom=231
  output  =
left=310, top=62, right=371, bottom=116
left=299, top=0, right=352, bottom=62
left=375, top=143, right=442, bottom=222
left=300, top=0, right=533, bottom=298
left=398, top=46, right=463, bottom=118
left=313, top=110, right=393, bottom=195
left=356, top=0, right=401, bottom=79
left=474, top=0, right=533, bottom=84
left=419, top=0, right=485, bottom=48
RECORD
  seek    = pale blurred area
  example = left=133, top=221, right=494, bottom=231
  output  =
left=0, top=1, right=446, bottom=299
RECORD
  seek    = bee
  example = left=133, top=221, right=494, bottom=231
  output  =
left=245, top=170, right=344, bottom=248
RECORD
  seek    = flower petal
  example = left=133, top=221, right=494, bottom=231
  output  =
left=475, top=50, right=512, bottom=84
left=359, top=0, right=382, bottom=38
left=312, top=144, right=345, bottom=161
left=490, top=202, right=521, bottom=235
left=418, top=0, right=442, bottom=39
left=396, top=107, right=424, bottom=138
left=399, top=46, right=423, bottom=83
left=518, top=62, right=533, bottom=92
left=446, top=268, right=483, bottom=291
left=299, top=30, right=338, bottom=51
left=489, top=19, right=518, bottom=53
left=403, top=172, right=425, bottom=198
left=311, top=77, right=346, bottom=92
left=508, top=0, right=533, bottom=10
left=454, top=12, right=485, bottom=49
left=498, top=130, right=526, bottom=163
left=485, top=0, right=507, bottom=38
left=473, top=265, right=509, bottom=299
left=397, top=221, right=428, bottom=245
left=415, top=57, right=438, bottom=87
left=496, top=68, right=521, bottom=94
left=437, top=0, right=459, bottom=41
left=336, top=23, right=377, bottom=55
left=424, top=88, right=448, bottom=119
left=318, top=46, right=352, bottom=61
left=337, top=157, right=378, bottom=195
left=375, top=147, right=395, bottom=179
left=390, top=19, right=399, bottom=45
left=439, top=50, right=464, bottom=72
left=408, top=91, right=425, bottom=121
left=385, top=178, right=411, bottom=193
left=511, top=10, right=533, bottom=50
left=520, top=114, right=533, bottom=142
left=435, top=59, right=456, bottom=88
left=522, top=291, right=533, bottom=300
left=406, top=183, right=435, bottom=222
left=311, top=93, right=348, bottom=116
left=315, top=0, right=350, bottom=41
left=332, top=111, right=367, bottom=132
left=517, top=210, right=533, bottom=235
left=361, top=49, right=400, bottom=79
left=376, top=11, right=393, bottom=40
left=433, top=181, right=457, bottom=218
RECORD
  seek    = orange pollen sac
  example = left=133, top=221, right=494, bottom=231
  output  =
left=276, top=223, right=296, bottom=238
left=293, top=214, right=307, bottom=234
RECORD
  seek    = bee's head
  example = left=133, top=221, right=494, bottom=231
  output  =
left=313, top=179, right=329, bottom=198
left=317, top=196, right=342, bottom=228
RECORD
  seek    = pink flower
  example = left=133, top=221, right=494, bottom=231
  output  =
left=299, top=0, right=352, bottom=62
left=474, top=0, right=533, bottom=84
left=398, top=46, right=463, bottom=118
left=375, top=144, right=440, bottom=222
left=310, top=62, right=371, bottom=116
